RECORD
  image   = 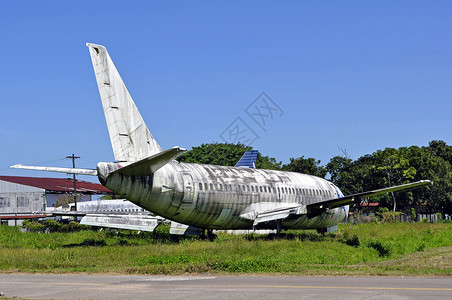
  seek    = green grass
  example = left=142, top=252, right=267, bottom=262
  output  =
left=0, top=223, right=451, bottom=276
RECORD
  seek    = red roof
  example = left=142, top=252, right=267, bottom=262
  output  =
left=360, top=202, right=379, bottom=207
left=0, top=176, right=112, bottom=194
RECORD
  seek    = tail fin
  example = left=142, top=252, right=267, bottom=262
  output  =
left=235, top=150, right=258, bottom=168
left=86, top=43, right=162, bottom=163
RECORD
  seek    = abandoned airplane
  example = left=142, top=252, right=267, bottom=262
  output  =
left=12, top=43, right=431, bottom=236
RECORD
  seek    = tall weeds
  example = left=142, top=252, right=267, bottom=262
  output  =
left=0, top=223, right=451, bottom=275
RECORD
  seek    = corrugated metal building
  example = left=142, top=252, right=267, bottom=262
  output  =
left=0, top=176, right=112, bottom=225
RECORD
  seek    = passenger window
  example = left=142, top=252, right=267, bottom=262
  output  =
left=209, top=183, right=213, bottom=190
left=204, top=183, right=208, bottom=190
left=199, top=183, right=203, bottom=190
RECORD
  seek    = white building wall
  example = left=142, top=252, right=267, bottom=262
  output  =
left=0, top=180, right=46, bottom=213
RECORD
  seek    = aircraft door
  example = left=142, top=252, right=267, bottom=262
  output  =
left=182, top=172, right=196, bottom=203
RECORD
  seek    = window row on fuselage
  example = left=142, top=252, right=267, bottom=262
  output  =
left=196, top=182, right=335, bottom=199
left=88, top=208, right=146, bottom=213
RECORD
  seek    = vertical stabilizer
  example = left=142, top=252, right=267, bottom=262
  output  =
left=235, top=150, right=259, bottom=168
left=87, top=43, right=162, bottom=162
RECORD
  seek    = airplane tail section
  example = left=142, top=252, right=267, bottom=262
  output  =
left=96, top=146, right=186, bottom=185
left=235, top=150, right=259, bottom=168
left=86, top=43, right=162, bottom=163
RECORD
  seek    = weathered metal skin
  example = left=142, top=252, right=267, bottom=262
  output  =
left=86, top=42, right=347, bottom=231
left=9, top=43, right=431, bottom=233
left=101, top=161, right=346, bottom=230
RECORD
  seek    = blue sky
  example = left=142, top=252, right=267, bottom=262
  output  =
left=1, top=1, right=451, bottom=182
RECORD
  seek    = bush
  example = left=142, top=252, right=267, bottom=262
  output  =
left=61, top=221, right=87, bottom=232
left=345, top=235, right=360, bottom=247
left=43, top=219, right=62, bottom=232
left=22, top=219, right=90, bottom=233
left=22, top=219, right=45, bottom=232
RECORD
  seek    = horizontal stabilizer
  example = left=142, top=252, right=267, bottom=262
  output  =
left=113, top=146, right=186, bottom=176
left=80, top=214, right=164, bottom=232
left=307, top=180, right=432, bottom=215
left=10, top=164, right=97, bottom=176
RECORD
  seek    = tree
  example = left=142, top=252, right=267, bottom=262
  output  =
left=428, top=140, right=452, bottom=166
left=373, top=148, right=416, bottom=212
left=176, top=143, right=251, bottom=166
left=176, top=143, right=282, bottom=170
left=326, top=155, right=353, bottom=185
left=99, top=194, right=123, bottom=200
left=282, top=156, right=327, bottom=178
left=55, top=195, right=78, bottom=207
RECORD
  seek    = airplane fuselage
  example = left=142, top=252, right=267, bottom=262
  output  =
left=100, top=162, right=347, bottom=230
left=11, top=43, right=431, bottom=233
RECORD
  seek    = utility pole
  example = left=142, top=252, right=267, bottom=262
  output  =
left=66, top=154, right=80, bottom=219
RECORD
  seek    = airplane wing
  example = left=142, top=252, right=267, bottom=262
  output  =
left=307, top=180, right=432, bottom=215
left=240, top=180, right=432, bottom=226
left=79, top=213, right=164, bottom=232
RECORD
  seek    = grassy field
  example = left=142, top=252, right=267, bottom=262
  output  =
left=0, top=222, right=451, bottom=276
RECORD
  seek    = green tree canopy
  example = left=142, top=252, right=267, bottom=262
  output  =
left=326, top=141, right=452, bottom=216
left=176, top=143, right=282, bottom=170
left=282, top=156, right=327, bottom=178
